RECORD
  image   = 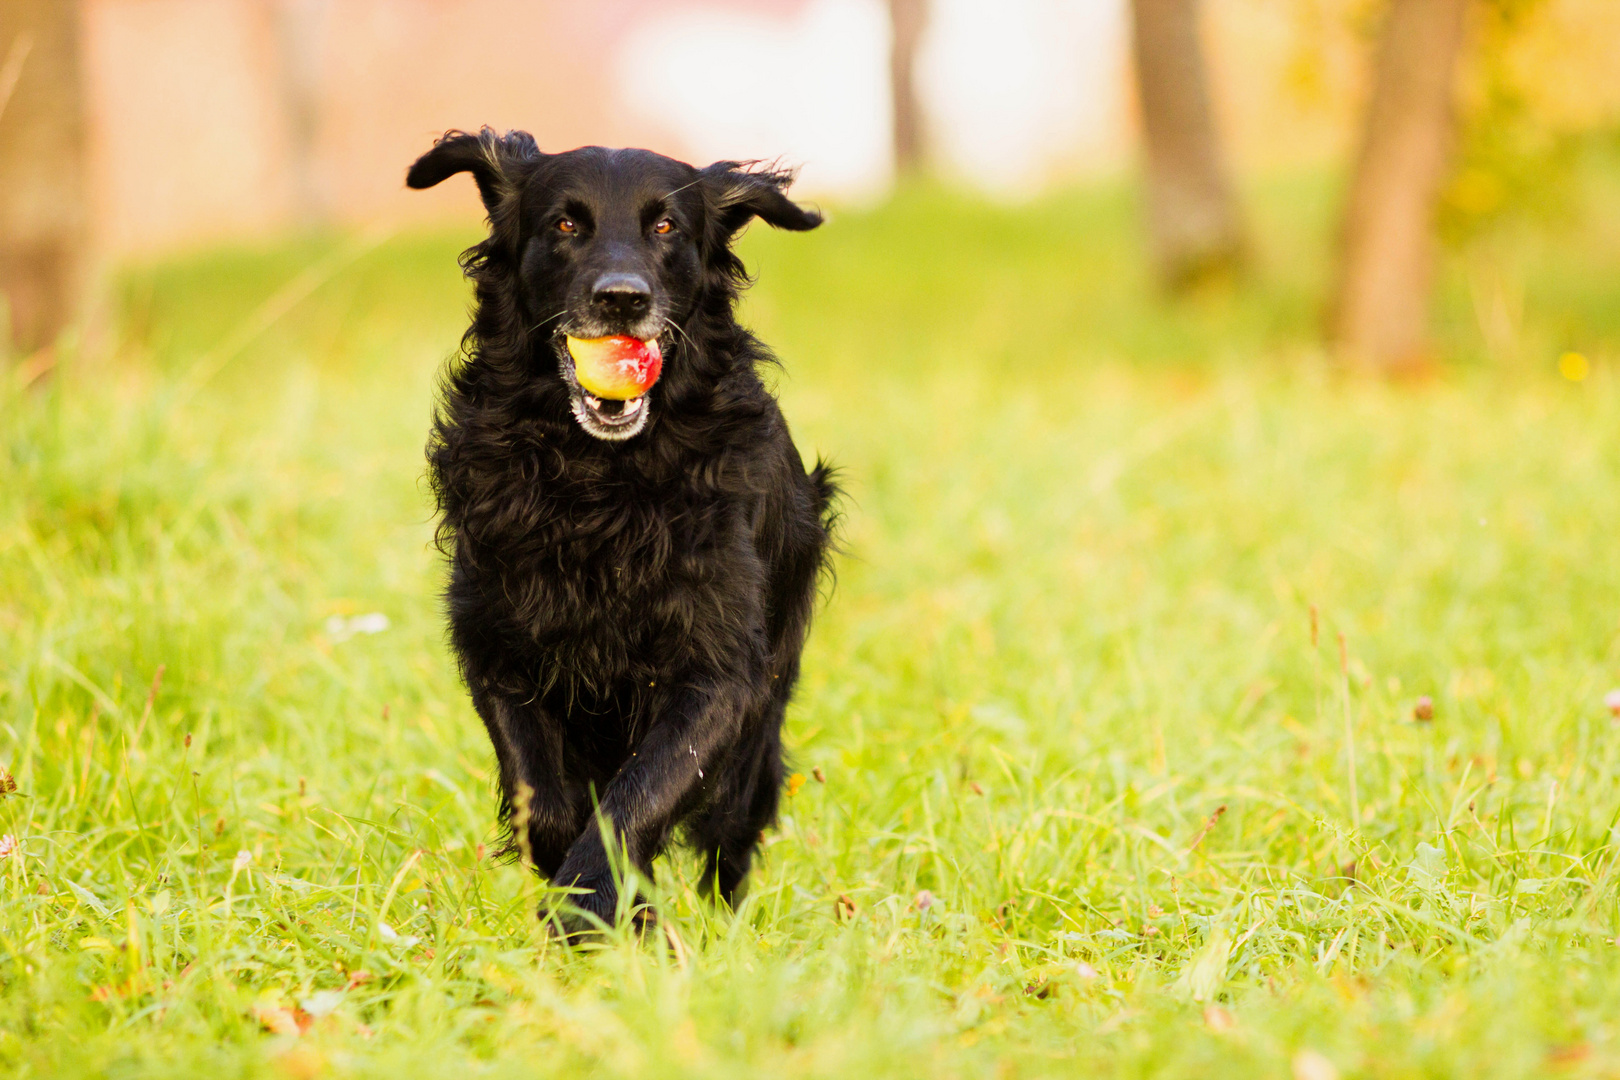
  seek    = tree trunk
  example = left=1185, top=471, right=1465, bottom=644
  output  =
left=1130, top=0, right=1245, bottom=289
left=1329, top=0, right=1471, bottom=372
left=0, top=0, right=88, bottom=357
left=888, top=0, right=927, bottom=176
left=273, top=0, right=328, bottom=227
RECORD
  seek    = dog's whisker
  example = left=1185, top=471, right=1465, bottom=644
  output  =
left=663, top=316, right=696, bottom=351
left=660, top=176, right=708, bottom=200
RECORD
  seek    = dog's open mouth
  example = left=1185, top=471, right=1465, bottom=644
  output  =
left=559, top=334, right=662, bottom=442
left=573, top=389, right=648, bottom=438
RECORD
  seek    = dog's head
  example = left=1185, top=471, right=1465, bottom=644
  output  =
left=407, top=129, right=821, bottom=441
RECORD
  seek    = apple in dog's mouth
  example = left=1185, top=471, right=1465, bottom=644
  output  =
left=562, top=334, right=663, bottom=441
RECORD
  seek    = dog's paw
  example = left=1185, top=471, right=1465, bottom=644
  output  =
left=544, top=881, right=614, bottom=941
left=540, top=873, right=651, bottom=943
left=543, top=908, right=600, bottom=945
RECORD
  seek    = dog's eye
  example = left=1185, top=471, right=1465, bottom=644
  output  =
left=556, top=218, right=577, bottom=234
left=652, top=219, right=675, bottom=235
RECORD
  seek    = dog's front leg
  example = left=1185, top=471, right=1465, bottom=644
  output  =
left=551, top=678, right=758, bottom=933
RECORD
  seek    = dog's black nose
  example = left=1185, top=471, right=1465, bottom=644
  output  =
left=591, top=272, right=651, bottom=322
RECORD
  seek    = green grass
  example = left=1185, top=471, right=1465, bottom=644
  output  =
left=4, top=163, right=1620, bottom=1078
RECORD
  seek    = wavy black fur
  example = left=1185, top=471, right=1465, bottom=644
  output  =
left=408, top=129, right=836, bottom=932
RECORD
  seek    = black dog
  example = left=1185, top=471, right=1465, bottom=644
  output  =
left=407, top=129, right=835, bottom=932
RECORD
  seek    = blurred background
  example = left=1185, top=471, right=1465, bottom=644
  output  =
left=10, top=7, right=1620, bottom=1069
left=3, top=0, right=1620, bottom=373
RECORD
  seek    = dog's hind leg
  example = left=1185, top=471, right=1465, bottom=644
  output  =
left=688, top=471, right=831, bottom=905
left=470, top=685, right=586, bottom=878
left=693, top=708, right=785, bottom=906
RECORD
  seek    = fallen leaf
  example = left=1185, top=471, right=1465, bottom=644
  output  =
left=1174, top=930, right=1232, bottom=1002
left=1408, top=842, right=1447, bottom=892
left=1203, top=1005, right=1236, bottom=1032
left=252, top=1000, right=311, bottom=1036
left=89, top=976, right=144, bottom=1001
left=376, top=921, right=419, bottom=946
left=298, top=990, right=344, bottom=1018
left=1548, top=1043, right=1592, bottom=1069
left=66, top=881, right=109, bottom=917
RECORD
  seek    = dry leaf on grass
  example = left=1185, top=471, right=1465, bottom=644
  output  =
left=252, top=996, right=313, bottom=1036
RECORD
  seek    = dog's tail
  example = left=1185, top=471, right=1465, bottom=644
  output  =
left=808, top=457, right=841, bottom=531
left=808, top=458, right=844, bottom=591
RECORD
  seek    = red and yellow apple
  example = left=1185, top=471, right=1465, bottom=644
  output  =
left=565, top=335, right=662, bottom=400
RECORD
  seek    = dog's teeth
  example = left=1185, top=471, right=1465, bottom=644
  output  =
left=584, top=393, right=602, bottom=408
left=622, top=397, right=642, bottom=414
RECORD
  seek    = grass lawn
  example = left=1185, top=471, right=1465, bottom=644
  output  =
left=4, top=161, right=1620, bottom=1078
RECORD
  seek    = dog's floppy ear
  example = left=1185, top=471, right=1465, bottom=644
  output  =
left=701, top=162, right=823, bottom=237
left=407, top=128, right=540, bottom=214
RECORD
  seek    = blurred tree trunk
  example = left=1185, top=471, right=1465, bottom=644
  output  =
left=0, top=0, right=88, bottom=357
left=1130, top=0, right=1245, bottom=289
left=888, top=0, right=927, bottom=175
left=1329, top=0, right=1471, bottom=371
left=273, top=0, right=328, bottom=227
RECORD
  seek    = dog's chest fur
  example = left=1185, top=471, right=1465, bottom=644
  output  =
left=442, top=401, right=774, bottom=692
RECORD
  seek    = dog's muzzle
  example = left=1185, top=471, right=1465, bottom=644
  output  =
left=557, top=336, right=660, bottom=441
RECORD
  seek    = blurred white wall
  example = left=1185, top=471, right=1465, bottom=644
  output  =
left=920, top=0, right=1128, bottom=193
left=619, top=0, right=1129, bottom=201
left=616, top=0, right=895, bottom=199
